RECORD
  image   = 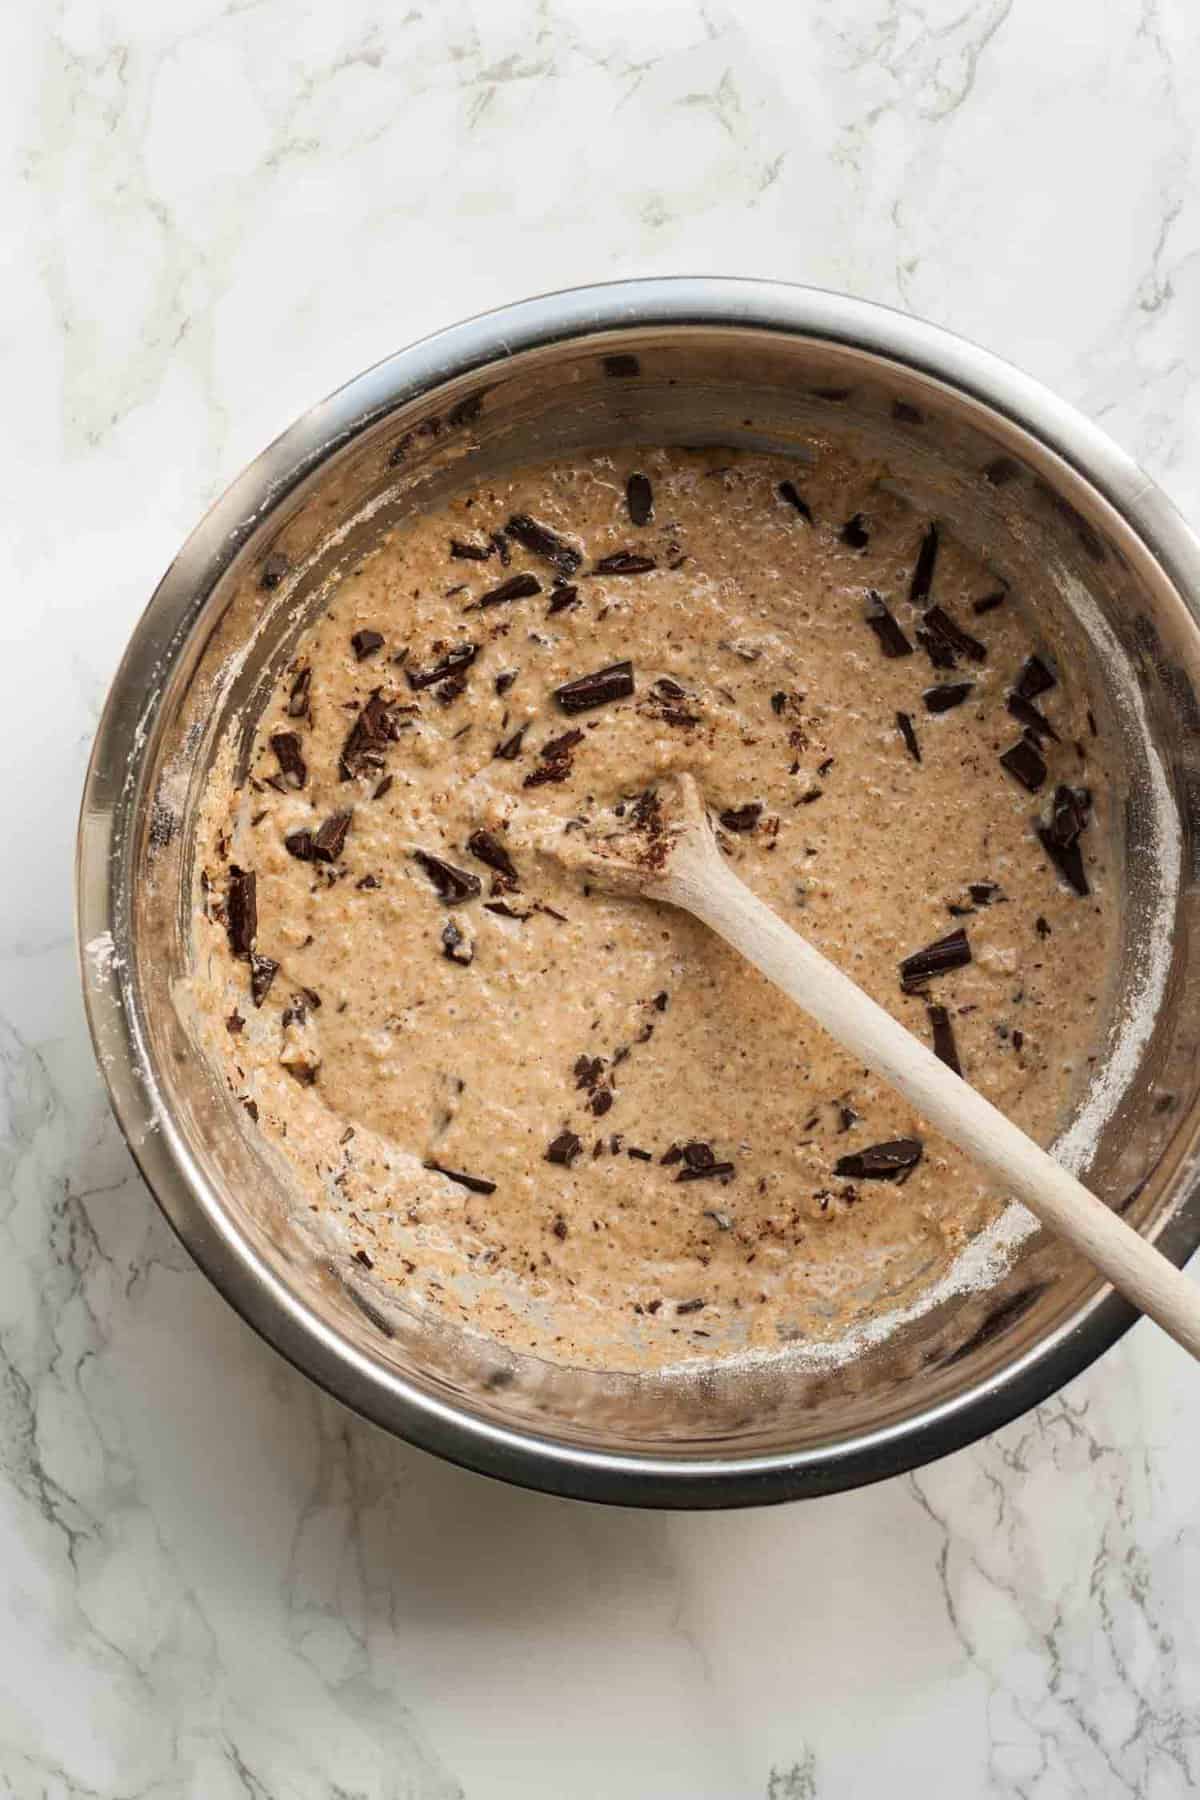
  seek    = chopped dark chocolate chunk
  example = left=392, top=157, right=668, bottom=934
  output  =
left=778, top=480, right=813, bottom=523
left=435, top=675, right=468, bottom=706
left=1007, top=691, right=1060, bottom=742
left=676, top=1297, right=706, bottom=1314
left=449, top=537, right=493, bottom=561
left=545, top=1131, right=583, bottom=1167
left=284, top=829, right=315, bottom=862
left=909, top=523, right=939, bottom=603
left=494, top=723, right=528, bottom=761
left=900, top=927, right=971, bottom=992
left=312, top=810, right=352, bottom=863
left=923, top=682, right=974, bottom=713
left=999, top=736, right=1047, bottom=793
left=928, top=1004, right=962, bottom=1077
left=834, top=1139, right=924, bottom=1180
left=921, top=606, right=987, bottom=665
left=864, top=591, right=913, bottom=658
left=504, top=514, right=583, bottom=576
left=719, top=802, right=762, bottom=832
left=771, top=691, right=787, bottom=715
left=840, top=513, right=870, bottom=548
left=969, top=881, right=1003, bottom=905
left=660, top=1144, right=683, bottom=1165
left=896, top=710, right=921, bottom=763
left=574, top=1055, right=604, bottom=1091
left=287, top=666, right=312, bottom=719
left=374, top=773, right=394, bottom=800
left=405, top=644, right=478, bottom=689
left=1036, top=784, right=1091, bottom=895
left=340, top=689, right=410, bottom=779
left=249, top=952, right=278, bottom=1007
left=552, top=1214, right=568, bottom=1240
left=476, top=572, right=541, bottom=610
left=592, top=551, right=656, bottom=576
left=915, top=625, right=957, bottom=670
left=1016, top=654, right=1056, bottom=699
left=626, top=472, right=654, bottom=526
left=441, top=919, right=474, bottom=965
left=554, top=661, right=635, bottom=714
left=683, top=1141, right=715, bottom=1170
left=591, top=1090, right=613, bottom=1118
left=972, top=591, right=1007, bottom=615
left=270, top=732, right=307, bottom=789
left=354, top=1248, right=373, bottom=1269
left=226, top=1010, right=244, bottom=1035
left=425, top=1161, right=496, bottom=1196
left=627, top=1146, right=653, bottom=1161
left=351, top=630, right=384, bottom=661
left=495, top=669, right=518, bottom=696
left=357, top=873, right=378, bottom=889
left=547, top=584, right=580, bottom=615
left=226, top=867, right=256, bottom=958
left=677, top=1161, right=735, bottom=1183
left=413, top=850, right=482, bottom=904
left=838, top=1104, right=858, bottom=1133
left=467, top=829, right=518, bottom=884
left=491, top=531, right=511, bottom=565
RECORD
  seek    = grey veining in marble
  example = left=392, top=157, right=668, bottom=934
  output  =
left=2, top=0, right=1198, bottom=1793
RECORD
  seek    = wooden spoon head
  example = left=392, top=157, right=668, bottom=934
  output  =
left=529, top=772, right=715, bottom=899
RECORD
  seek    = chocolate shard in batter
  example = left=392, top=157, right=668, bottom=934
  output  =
left=284, top=829, right=315, bottom=862
left=413, top=850, right=482, bottom=904
left=923, top=682, right=974, bottom=714
left=225, top=867, right=256, bottom=958
left=441, top=917, right=475, bottom=964
left=626, top=472, right=654, bottom=526
left=592, top=551, right=656, bottom=576
left=467, top=828, right=519, bottom=885
left=999, top=736, right=1047, bottom=793
left=545, top=1131, right=583, bottom=1167
left=504, top=514, right=583, bottom=576
left=1016, top=654, right=1056, bottom=699
left=312, top=809, right=353, bottom=863
left=554, top=661, right=635, bottom=713
left=249, top=952, right=278, bottom=1007
left=449, top=537, right=494, bottom=561
left=351, top=630, right=384, bottom=661
left=834, top=1139, right=924, bottom=1180
left=1036, top=784, right=1091, bottom=895
left=547, top=584, right=580, bottom=615
left=1007, top=691, right=1060, bottom=742
left=494, top=723, right=528, bottom=761
left=675, top=1297, right=706, bottom=1314
left=495, top=669, right=518, bottom=696
left=476, top=572, right=542, bottom=610
left=425, top=1160, right=496, bottom=1195
left=405, top=644, right=478, bottom=690
left=863, top=591, right=913, bottom=658
left=922, top=606, right=987, bottom=665
left=270, top=732, right=307, bottom=790
left=969, top=881, right=1003, bottom=905
left=591, top=1090, right=613, bottom=1118
left=719, top=802, right=763, bottom=833
left=287, top=666, right=312, bottom=719
left=972, top=591, right=1007, bottom=615
left=928, top=1003, right=963, bottom=1077
left=840, top=513, right=870, bottom=548
left=909, top=523, right=940, bottom=603
left=340, top=689, right=410, bottom=779
left=896, top=711, right=921, bottom=762
left=899, top=927, right=971, bottom=992
left=677, top=1160, right=735, bottom=1183
left=778, top=479, right=813, bottom=523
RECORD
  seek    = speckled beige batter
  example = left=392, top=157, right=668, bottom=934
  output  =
left=191, top=446, right=1115, bottom=1369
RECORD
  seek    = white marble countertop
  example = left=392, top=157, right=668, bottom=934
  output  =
left=4, top=0, right=1199, bottom=1793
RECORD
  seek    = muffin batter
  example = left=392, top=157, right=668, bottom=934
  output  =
left=192, top=445, right=1114, bottom=1368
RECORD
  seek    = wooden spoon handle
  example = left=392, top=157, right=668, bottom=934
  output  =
left=661, top=845, right=1200, bottom=1360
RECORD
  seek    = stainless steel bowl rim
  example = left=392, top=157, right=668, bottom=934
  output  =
left=77, top=278, right=1200, bottom=1508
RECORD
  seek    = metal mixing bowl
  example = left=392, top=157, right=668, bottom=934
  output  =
left=77, top=280, right=1200, bottom=1507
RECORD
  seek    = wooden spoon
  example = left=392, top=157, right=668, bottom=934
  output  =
left=554, top=773, right=1200, bottom=1360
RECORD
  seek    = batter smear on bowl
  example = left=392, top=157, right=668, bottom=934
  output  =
left=191, top=446, right=1115, bottom=1369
